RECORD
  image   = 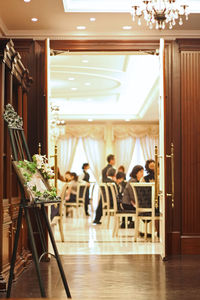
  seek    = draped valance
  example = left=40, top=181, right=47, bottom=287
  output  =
left=61, top=123, right=159, bottom=141
left=63, top=124, right=105, bottom=140
left=113, top=124, right=159, bottom=140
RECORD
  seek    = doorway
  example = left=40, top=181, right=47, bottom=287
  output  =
left=47, top=44, right=166, bottom=257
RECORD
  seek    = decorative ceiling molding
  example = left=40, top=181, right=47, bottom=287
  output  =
left=62, top=0, right=200, bottom=13
left=3, top=30, right=200, bottom=40
left=0, top=18, right=8, bottom=36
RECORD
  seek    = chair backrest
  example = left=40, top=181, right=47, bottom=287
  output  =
left=99, top=183, right=109, bottom=208
left=130, top=183, right=155, bottom=216
left=58, top=183, right=70, bottom=214
left=107, top=182, right=118, bottom=212
left=77, top=183, right=87, bottom=203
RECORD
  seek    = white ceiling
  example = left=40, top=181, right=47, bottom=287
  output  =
left=1, top=0, right=199, bottom=122
left=50, top=52, right=159, bottom=121
left=63, top=0, right=200, bottom=13
left=0, top=0, right=200, bottom=39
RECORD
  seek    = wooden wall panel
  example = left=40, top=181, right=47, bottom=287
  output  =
left=181, top=51, right=200, bottom=251
left=0, top=40, right=35, bottom=291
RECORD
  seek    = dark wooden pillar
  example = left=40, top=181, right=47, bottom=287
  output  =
left=0, top=60, right=6, bottom=292
left=179, top=44, right=200, bottom=254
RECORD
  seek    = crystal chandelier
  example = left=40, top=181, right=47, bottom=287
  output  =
left=50, top=103, right=66, bottom=140
left=131, top=0, right=189, bottom=30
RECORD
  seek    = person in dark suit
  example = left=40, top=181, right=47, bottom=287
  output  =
left=105, top=167, right=116, bottom=209
left=79, top=163, right=90, bottom=216
left=93, top=154, right=115, bottom=224
left=102, top=154, right=115, bottom=183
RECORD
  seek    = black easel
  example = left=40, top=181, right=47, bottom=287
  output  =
left=3, top=104, right=71, bottom=298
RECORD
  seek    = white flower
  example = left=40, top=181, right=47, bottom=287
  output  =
left=33, top=154, right=54, bottom=178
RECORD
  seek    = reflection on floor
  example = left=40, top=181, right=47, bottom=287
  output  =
left=51, top=213, right=161, bottom=255
left=7, top=255, right=200, bottom=299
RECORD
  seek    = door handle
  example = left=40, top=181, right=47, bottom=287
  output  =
left=154, top=145, right=159, bottom=209
left=166, top=142, right=175, bottom=208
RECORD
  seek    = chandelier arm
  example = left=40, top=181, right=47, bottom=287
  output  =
left=131, top=0, right=189, bottom=30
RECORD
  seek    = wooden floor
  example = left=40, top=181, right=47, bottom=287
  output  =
left=1, top=255, right=200, bottom=299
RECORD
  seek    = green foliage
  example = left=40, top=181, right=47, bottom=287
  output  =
left=17, top=160, right=57, bottom=202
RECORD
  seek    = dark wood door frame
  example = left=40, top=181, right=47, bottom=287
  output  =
left=50, top=39, right=178, bottom=257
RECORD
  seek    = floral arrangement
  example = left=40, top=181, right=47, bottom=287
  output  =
left=33, top=154, right=54, bottom=179
left=17, top=155, right=58, bottom=202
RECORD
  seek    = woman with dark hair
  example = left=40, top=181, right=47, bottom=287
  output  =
left=65, top=171, right=72, bottom=183
left=121, top=165, right=144, bottom=228
left=144, top=159, right=155, bottom=182
left=65, top=172, right=78, bottom=203
left=117, top=165, right=126, bottom=180
left=79, top=163, right=90, bottom=216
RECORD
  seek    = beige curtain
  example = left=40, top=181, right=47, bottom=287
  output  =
left=64, top=124, right=105, bottom=140
left=57, top=137, right=79, bottom=176
left=82, top=137, right=105, bottom=182
left=114, top=137, right=136, bottom=173
left=113, top=124, right=159, bottom=139
left=139, top=136, right=159, bottom=161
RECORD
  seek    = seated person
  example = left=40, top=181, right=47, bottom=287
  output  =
left=65, top=171, right=72, bottom=183
left=65, top=172, right=78, bottom=203
left=121, top=165, right=144, bottom=228
left=105, top=167, right=116, bottom=183
left=115, top=172, right=126, bottom=210
left=117, top=165, right=126, bottom=180
left=144, top=159, right=155, bottom=182
left=79, top=163, right=90, bottom=216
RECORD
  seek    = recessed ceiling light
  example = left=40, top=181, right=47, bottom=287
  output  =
left=90, top=17, right=96, bottom=22
left=31, top=17, right=38, bottom=22
left=24, top=0, right=31, bottom=2
left=71, top=87, right=77, bottom=91
left=122, top=26, right=132, bottom=30
left=125, top=118, right=130, bottom=122
left=76, top=26, right=86, bottom=30
left=82, top=59, right=88, bottom=63
left=68, top=77, right=75, bottom=81
left=85, top=82, right=91, bottom=86
left=88, top=118, right=93, bottom=122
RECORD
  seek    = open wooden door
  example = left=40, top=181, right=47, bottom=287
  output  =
left=159, top=38, right=166, bottom=260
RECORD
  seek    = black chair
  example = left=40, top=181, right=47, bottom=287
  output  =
left=107, top=183, right=136, bottom=237
left=3, top=104, right=71, bottom=298
left=130, top=183, right=160, bottom=242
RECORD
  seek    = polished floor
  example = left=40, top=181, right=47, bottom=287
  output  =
left=3, top=255, right=200, bottom=299
left=51, top=209, right=161, bottom=255
left=1, top=210, right=200, bottom=299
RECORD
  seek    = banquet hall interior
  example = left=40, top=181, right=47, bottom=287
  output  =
left=48, top=51, right=162, bottom=256
left=0, top=0, right=200, bottom=299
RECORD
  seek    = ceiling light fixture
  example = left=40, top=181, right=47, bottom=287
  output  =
left=88, top=118, right=93, bottom=122
left=31, top=17, right=38, bottom=22
left=90, top=17, right=96, bottom=22
left=71, top=87, right=77, bottom=91
left=68, top=77, right=75, bottom=81
left=82, top=59, right=88, bottom=63
left=24, top=0, right=31, bottom=2
left=76, top=26, right=86, bottom=30
left=85, top=82, right=91, bottom=86
left=131, top=0, right=189, bottom=30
